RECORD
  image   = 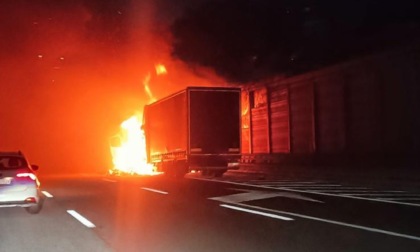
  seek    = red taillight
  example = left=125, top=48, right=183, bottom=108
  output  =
left=16, top=173, right=37, bottom=181
left=25, top=197, right=37, bottom=203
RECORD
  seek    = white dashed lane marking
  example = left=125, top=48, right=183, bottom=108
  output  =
left=220, top=204, right=294, bottom=221
left=102, top=178, right=117, bottom=183
left=67, top=210, right=96, bottom=228
left=42, top=191, right=53, bottom=198
left=141, top=187, right=168, bottom=195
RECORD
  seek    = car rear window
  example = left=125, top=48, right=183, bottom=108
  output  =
left=0, top=156, right=28, bottom=169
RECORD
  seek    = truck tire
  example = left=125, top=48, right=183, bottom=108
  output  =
left=201, top=169, right=209, bottom=176
left=214, top=169, right=226, bottom=177
left=177, top=162, right=188, bottom=178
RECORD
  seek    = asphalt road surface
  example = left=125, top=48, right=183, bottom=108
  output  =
left=1, top=172, right=420, bottom=252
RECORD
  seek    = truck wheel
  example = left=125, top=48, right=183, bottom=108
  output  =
left=175, top=170, right=186, bottom=178
left=167, top=161, right=186, bottom=178
left=214, top=170, right=226, bottom=177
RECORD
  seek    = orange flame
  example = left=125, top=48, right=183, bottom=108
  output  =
left=109, top=114, right=158, bottom=175
left=143, top=73, right=156, bottom=102
left=155, top=64, right=167, bottom=75
left=109, top=64, right=167, bottom=175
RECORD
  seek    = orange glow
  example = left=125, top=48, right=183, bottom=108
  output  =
left=108, top=61, right=229, bottom=176
left=1, top=1, right=231, bottom=176
left=109, top=64, right=167, bottom=175
left=143, top=73, right=156, bottom=103
left=109, top=114, right=159, bottom=175
left=155, top=64, right=167, bottom=75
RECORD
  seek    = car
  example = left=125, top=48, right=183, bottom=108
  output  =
left=0, top=151, right=43, bottom=214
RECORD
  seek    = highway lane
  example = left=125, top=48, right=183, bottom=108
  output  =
left=0, top=178, right=112, bottom=252
left=1, top=174, right=420, bottom=251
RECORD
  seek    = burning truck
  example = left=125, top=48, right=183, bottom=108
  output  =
left=142, top=86, right=241, bottom=177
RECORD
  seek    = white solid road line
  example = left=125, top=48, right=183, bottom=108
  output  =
left=141, top=187, right=168, bottom=195
left=232, top=202, right=420, bottom=242
left=220, top=204, right=294, bottom=221
left=342, top=193, right=420, bottom=197
left=277, top=185, right=343, bottom=188
left=190, top=177, right=420, bottom=207
left=42, top=191, right=53, bottom=198
left=248, top=181, right=325, bottom=185
left=248, top=181, right=321, bottom=184
left=102, top=178, right=117, bottom=183
left=310, top=190, right=405, bottom=193
left=67, top=210, right=96, bottom=228
left=377, top=198, right=420, bottom=201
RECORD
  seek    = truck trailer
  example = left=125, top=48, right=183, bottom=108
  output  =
left=143, top=86, right=241, bottom=177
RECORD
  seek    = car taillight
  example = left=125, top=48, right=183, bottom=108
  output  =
left=25, top=197, right=37, bottom=203
left=16, top=172, right=37, bottom=181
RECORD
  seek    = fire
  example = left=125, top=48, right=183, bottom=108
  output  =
left=155, top=64, right=167, bottom=75
left=109, top=114, right=157, bottom=175
left=109, top=63, right=167, bottom=175
left=143, top=73, right=156, bottom=102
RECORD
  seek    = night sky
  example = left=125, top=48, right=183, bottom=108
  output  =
left=0, top=0, right=225, bottom=175
left=2, top=0, right=418, bottom=175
